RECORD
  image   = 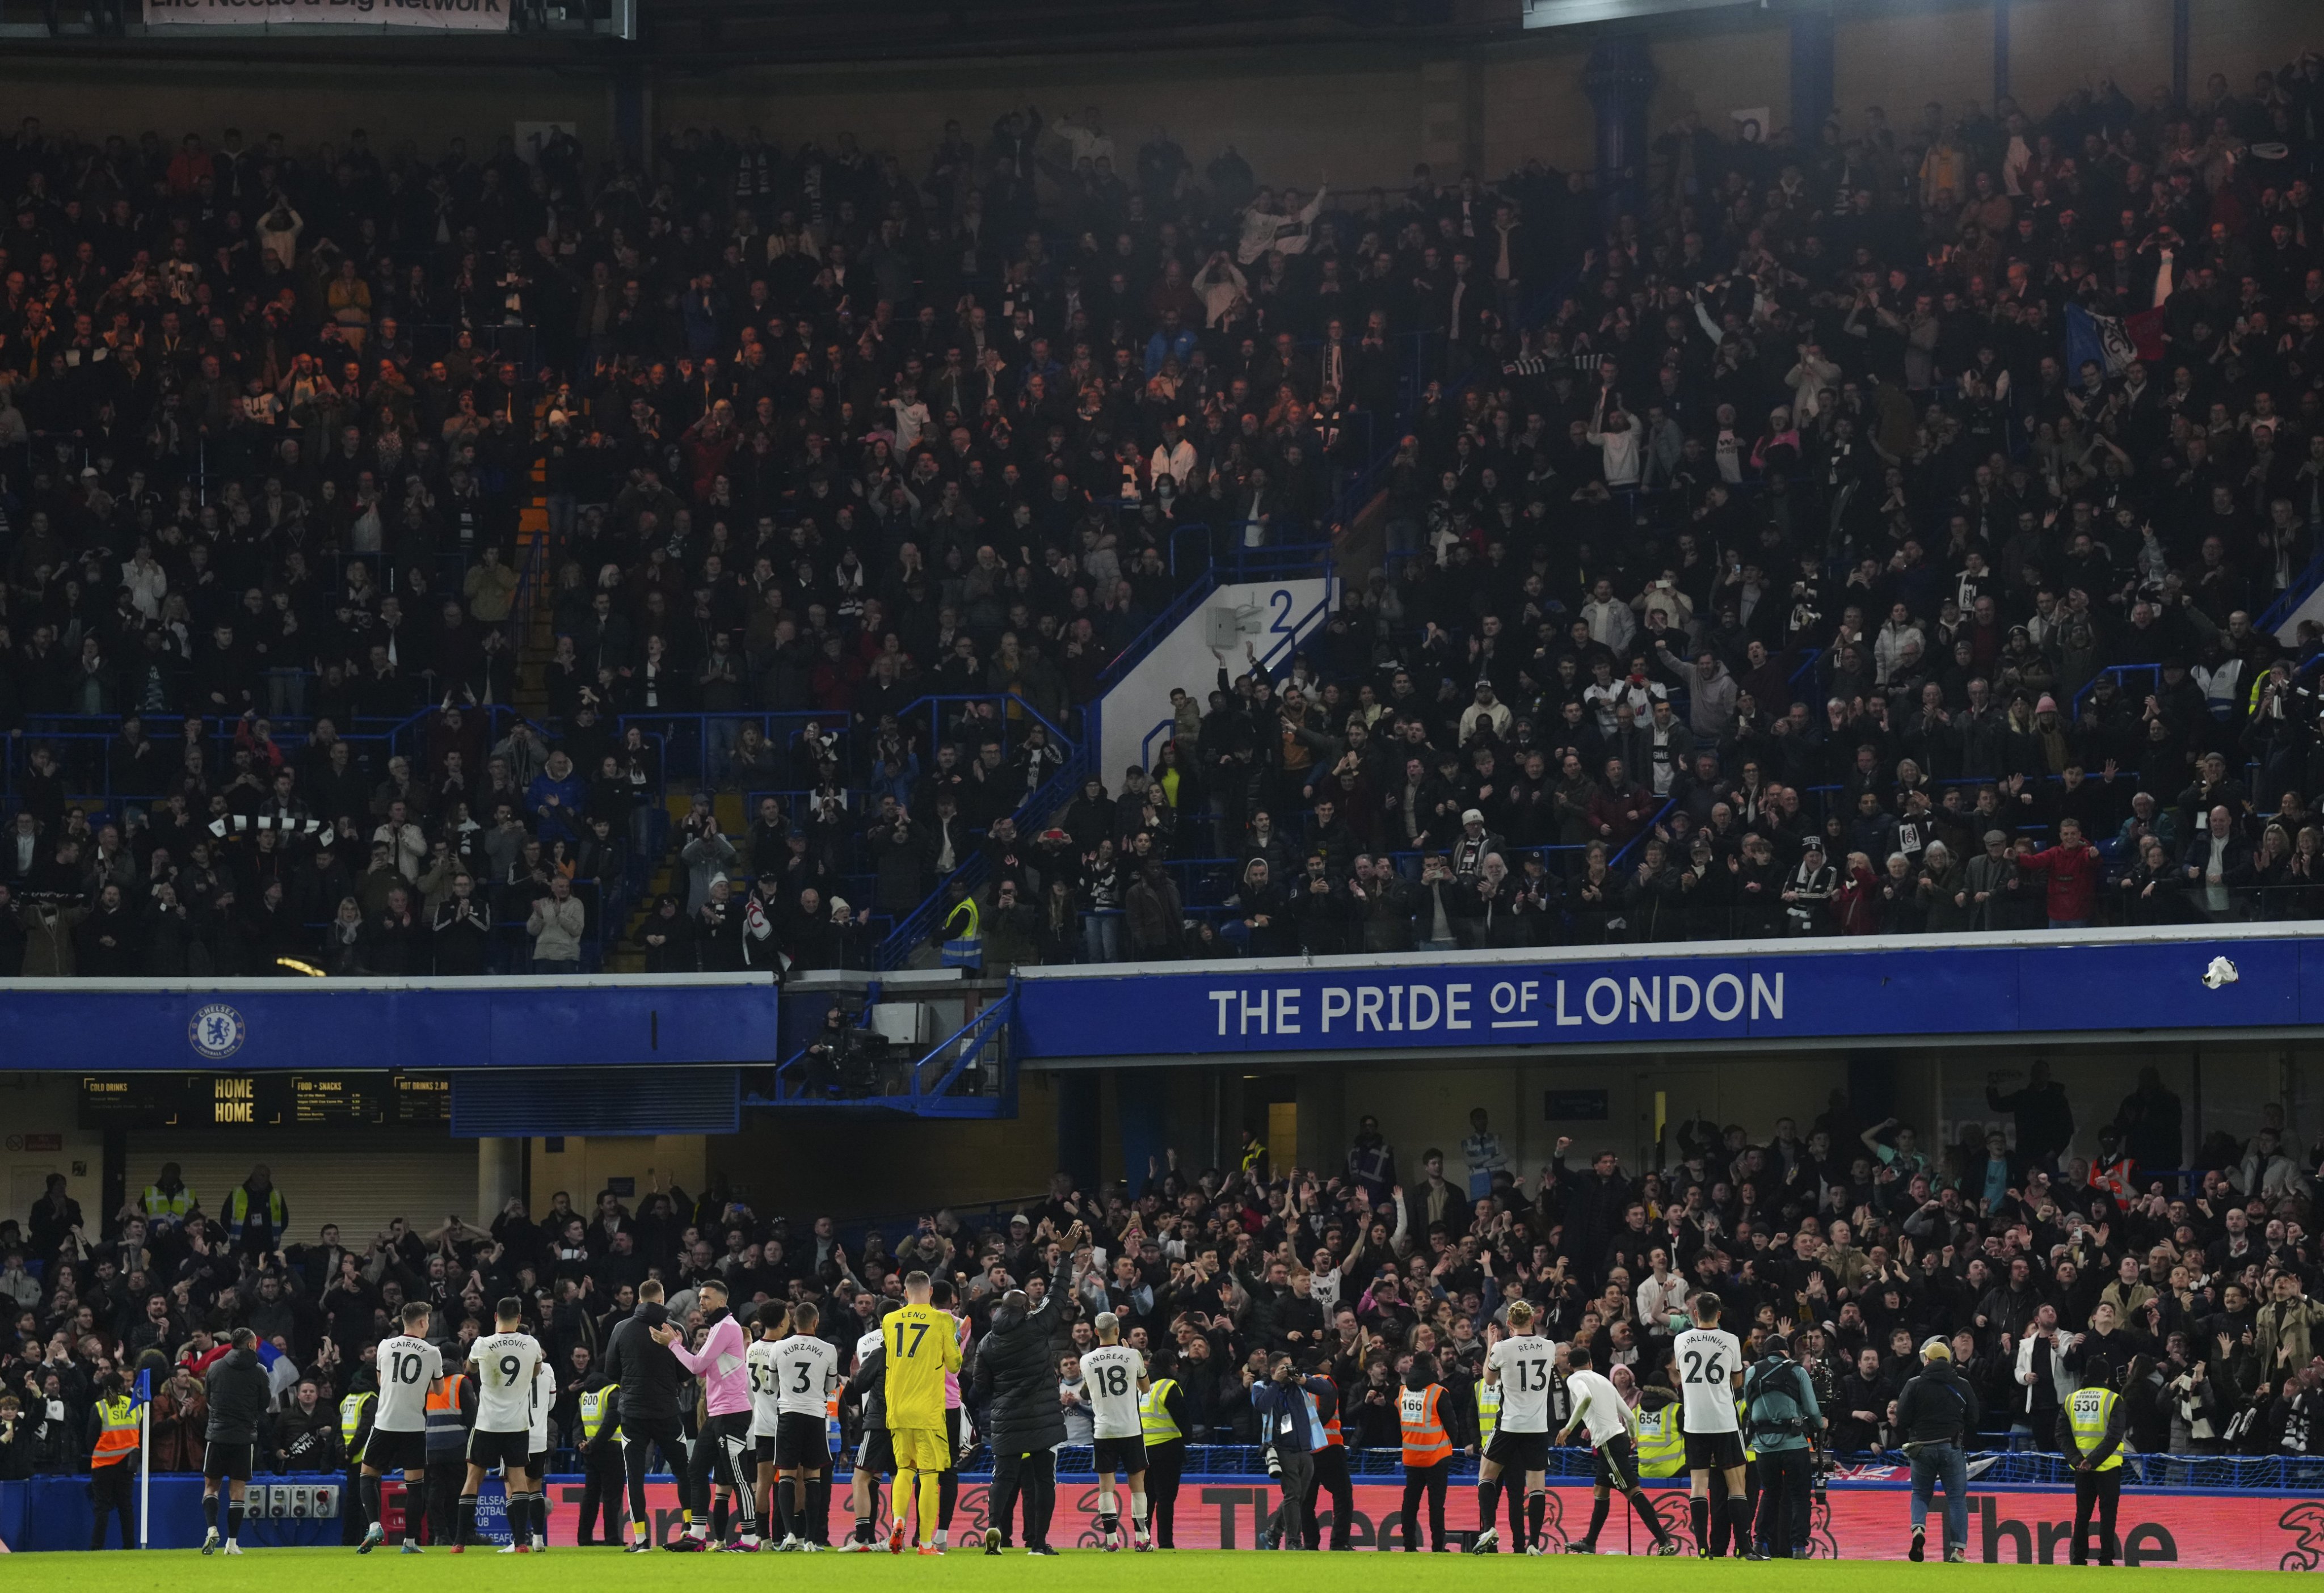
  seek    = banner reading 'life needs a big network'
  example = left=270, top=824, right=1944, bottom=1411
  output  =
left=144, top=0, right=508, bottom=29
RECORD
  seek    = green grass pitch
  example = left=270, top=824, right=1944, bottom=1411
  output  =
left=7, top=1546, right=2294, bottom=1588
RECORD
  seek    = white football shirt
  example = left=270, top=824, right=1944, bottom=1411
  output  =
left=529, top=1359, right=554, bottom=1451
left=1564, top=1368, right=1633, bottom=1448
left=1673, top=1326, right=1743, bottom=1434
left=1487, top=1333, right=1555, bottom=1433
left=1079, top=1344, right=1146, bottom=1440
left=856, top=1328, right=884, bottom=1419
left=747, top=1338, right=785, bottom=1438
left=372, top=1334, right=443, bottom=1433
left=774, top=1334, right=843, bottom=1419
left=469, top=1330, right=544, bottom=1433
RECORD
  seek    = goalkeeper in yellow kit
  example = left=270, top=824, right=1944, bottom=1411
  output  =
left=882, top=1270, right=962, bottom=1554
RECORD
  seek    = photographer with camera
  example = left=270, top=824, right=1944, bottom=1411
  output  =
left=1742, top=1333, right=1823, bottom=1561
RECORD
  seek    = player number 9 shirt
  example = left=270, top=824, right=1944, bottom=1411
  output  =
left=470, top=1331, right=544, bottom=1433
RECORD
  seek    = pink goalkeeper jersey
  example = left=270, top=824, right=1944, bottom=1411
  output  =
left=944, top=1312, right=970, bottom=1409
left=670, top=1312, right=751, bottom=1417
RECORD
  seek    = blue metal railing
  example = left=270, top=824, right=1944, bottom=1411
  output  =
left=872, top=744, right=1094, bottom=970
left=1158, top=521, right=1328, bottom=583
left=1149, top=844, right=1591, bottom=921
left=2073, top=662, right=2162, bottom=719
left=2, top=703, right=520, bottom=819
left=2256, top=548, right=2324, bottom=638
left=1227, top=540, right=1334, bottom=580
left=890, top=692, right=1076, bottom=761
left=858, top=520, right=1334, bottom=971
left=761, top=992, right=1014, bottom=1115
left=612, top=710, right=851, bottom=790
left=1163, top=522, right=1218, bottom=581
left=1610, top=797, right=1679, bottom=868
left=613, top=692, right=1074, bottom=792
left=1098, top=576, right=1215, bottom=693
left=509, top=528, right=550, bottom=646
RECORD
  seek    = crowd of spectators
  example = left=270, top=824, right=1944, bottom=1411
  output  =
left=0, top=95, right=1408, bottom=978
left=4, top=1074, right=2322, bottom=1486
left=7, top=52, right=2324, bottom=974
left=964, top=53, right=2324, bottom=960
left=5, top=47, right=2324, bottom=984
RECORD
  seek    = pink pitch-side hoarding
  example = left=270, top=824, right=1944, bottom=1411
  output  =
left=536, top=1476, right=2324, bottom=1569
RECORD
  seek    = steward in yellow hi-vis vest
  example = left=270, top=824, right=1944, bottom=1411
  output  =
left=1137, top=1375, right=1189, bottom=1548
left=2059, top=1363, right=2127, bottom=1567
left=1635, top=1393, right=1686, bottom=1477
left=86, top=1375, right=141, bottom=1549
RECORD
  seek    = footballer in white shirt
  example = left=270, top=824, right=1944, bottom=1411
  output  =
left=1077, top=1312, right=1152, bottom=1552
left=1671, top=1292, right=1750, bottom=1557
left=1552, top=1343, right=1679, bottom=1556
left=769, top=1301, right=841, bottom=1551
left=1469, top=1299, right=1556, bottom=1556
left=747, top=1305, right=790, bottom=1548
left=461, top=1298, right=546, bottom=1553
left=356, top=1300, right=440, bottom=1554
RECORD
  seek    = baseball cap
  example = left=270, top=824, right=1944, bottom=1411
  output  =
left=1462, top=808, right=1485, bottom=825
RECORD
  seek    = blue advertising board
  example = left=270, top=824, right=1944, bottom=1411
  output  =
left=0, top=974, right=780, bottom=1072
left=1011, top=927, right=2309, bottom=1062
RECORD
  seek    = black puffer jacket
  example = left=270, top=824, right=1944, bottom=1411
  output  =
left=1894, top=1358, right=1980, bottom=1444
left=972, top=1299, right=1065, bottom=1456
left=203, top=1347, right=272, bottom=1443
left=600, top=1300, right=680, bottom=1425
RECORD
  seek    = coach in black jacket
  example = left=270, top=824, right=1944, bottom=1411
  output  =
left=971, top=1289, right=1065, bottom=1553
left=201, top=1328, right=272, bottom=1550
left=599, top=1284, right=692, bottom=1543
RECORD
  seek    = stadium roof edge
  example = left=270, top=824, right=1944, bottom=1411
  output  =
left=1009, top=921, right=2302, bottom=983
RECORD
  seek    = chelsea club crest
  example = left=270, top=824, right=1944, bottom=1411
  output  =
left=189, top=1004, right=247, bottom=1060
